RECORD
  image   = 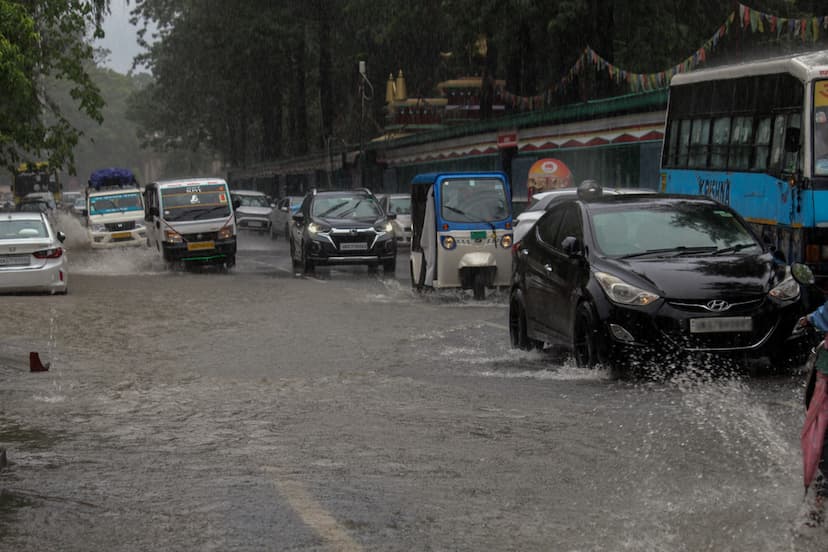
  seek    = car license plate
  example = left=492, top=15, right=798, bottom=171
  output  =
left=689, top=316, right=753, bottom=333
left=470, top=230, right=487, bottom=240
left=248, top=221, right=263, bottom=227
left=340, top=242, right=367, bottom=251
left=112, top=232, right=131, bottom=239
left=187, top=241, right=215, bottom=251
left=0, top=254, right=30, bottom=267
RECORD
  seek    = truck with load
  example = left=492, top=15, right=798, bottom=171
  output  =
left=85, top=168, right=146, bottom=248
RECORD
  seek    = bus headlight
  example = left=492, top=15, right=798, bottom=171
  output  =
left=500, top=234, right=512, bottom=248
left=441, top=235, right=457, bottom=250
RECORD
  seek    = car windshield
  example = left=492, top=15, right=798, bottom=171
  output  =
left=0, top=219, right=48, bottom=239
left=387, top=196, right=411, bottom=215
left=591, top=202, right=761, bottom=257
left=89, top=192, right=143, bottom=215
left=235, top=194, right=270, bottom=207
left=440, top=178, right=509, bottom=222
left=160, top=183, right=232, bottom=221
left=311, top=196, right=381, bottom=219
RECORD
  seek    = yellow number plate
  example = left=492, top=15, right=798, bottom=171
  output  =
left=112, top=232, right=131, bottom=239
left=187, top=241, right=215, bottom=251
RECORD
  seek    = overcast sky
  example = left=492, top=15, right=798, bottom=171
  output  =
left=94, top=1, right=149, bottom=74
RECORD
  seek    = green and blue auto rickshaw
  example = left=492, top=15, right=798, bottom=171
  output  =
left=409, top=171, right=513, bottom=300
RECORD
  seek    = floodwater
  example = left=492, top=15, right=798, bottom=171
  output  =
left=0, top=217, right=825, bottom=551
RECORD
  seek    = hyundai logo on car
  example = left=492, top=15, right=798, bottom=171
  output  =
left=704, top=299, right=731, bottom=312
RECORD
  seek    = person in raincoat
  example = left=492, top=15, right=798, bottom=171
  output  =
left=798, top=306, right=828, bottom=527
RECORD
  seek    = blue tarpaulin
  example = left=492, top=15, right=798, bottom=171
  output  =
left=88, top=168, right=137, bottom=190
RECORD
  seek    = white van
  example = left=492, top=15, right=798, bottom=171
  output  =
left=85, top=168, right=146, bottom=248
left=143, top=178, right=238, bottom=268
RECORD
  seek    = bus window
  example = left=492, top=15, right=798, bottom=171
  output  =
left=770, top=114, right=787, bottom=170
left=783, top=113, right=801, bottom=173
left=710, top=117, right=731, bottom=169
left=666, top=120, right=679, bottom=166
left=678, top=120, right=691, bottom=166
left=689, top=118, right=710, bottom=168
left=728, top=116, right=753, bottom=170
left=753, top=117, right=772, bottom=171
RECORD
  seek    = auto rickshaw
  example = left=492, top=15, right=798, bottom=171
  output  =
left=409, top=171, right=513, bottom=300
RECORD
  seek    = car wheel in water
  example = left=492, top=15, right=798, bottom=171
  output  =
left=509, top=291, right=539, bottom=351
left=383, top=258, right=396, bottom=274
left=472, top=271, right=486, bottom=300
left=573, top=302, right=599, bottom=368
left=302, top=249, right=314, bottom=274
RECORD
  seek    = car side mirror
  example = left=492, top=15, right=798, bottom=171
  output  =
left=560, top=236, right=582, bottom=257
left=80, top=209, right=88, bottom=217
left=791, top=262, right=815, bottom=285
left=57, top=231, right=66, bottom=243
left=232, top=198, right=242, bottom=210
left=387, top=212, right=397, bottom=220
left=292, top=212, right=305, bottom=224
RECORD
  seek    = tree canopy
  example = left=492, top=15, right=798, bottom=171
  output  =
left=0, top=0, right=109, bottom=173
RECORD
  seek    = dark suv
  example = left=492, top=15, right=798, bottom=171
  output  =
left=289, top=189, right=397, bottom=274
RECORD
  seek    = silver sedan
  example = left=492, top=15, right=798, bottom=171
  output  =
left=0, top=212, right=68, bottom=294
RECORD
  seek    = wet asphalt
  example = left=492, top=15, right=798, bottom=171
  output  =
left=0, top=216, right=825, bottom=551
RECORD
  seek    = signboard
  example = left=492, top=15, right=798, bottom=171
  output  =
left=497, top=131, right=518, bottom=149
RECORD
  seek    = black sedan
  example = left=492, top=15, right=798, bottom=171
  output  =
left=509, top=183, right=815, bottom=377
left=289, top=189, right=397, bottom=274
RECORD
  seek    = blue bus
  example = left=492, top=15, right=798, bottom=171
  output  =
left=660, top=51, right=828, bottom=287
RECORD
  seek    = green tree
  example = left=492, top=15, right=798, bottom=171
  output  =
left=0, top=0, right=109, bottom=173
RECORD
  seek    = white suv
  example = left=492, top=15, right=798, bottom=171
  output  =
left=231, top=190, right=272, bottom=234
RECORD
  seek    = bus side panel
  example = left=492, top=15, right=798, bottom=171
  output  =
left=661, top=168, right=811, bottom=227
left=811, top=189, right=828, bottom=228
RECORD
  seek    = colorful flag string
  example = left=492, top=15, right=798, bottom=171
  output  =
left=499, top=2, right=828, bottom=109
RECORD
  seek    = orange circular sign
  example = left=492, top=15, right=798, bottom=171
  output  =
left=527, top=158, right=573, bottom=196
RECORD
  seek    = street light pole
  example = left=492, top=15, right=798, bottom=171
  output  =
left=358, top=60, right=373, bottom=189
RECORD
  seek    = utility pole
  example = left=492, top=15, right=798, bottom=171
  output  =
left=358, top=60, right=373, bottom=189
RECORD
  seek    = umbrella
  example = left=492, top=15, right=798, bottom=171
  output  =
left=802, top=372, right=828, bottom=489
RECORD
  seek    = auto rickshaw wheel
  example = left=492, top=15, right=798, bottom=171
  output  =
left=472, top=272, right=486, bottom=300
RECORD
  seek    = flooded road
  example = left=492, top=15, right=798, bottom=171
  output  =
left=0, top=219, right=824, bottom=551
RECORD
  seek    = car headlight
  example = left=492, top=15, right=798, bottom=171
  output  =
left=134, top=222, right=145, bottom=229
left=441, top=235, right=456, bottom=250
left=91, top=223, right=106, bottom=232
left=308, top=222, right=330, bottom=235
left=500, top=234, right=512, bottom=248
left=769, top=275, right=800, bottom=301
left=374, top=221, right=394, bottom=233
left=595, top=271, right=659, bottom=306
